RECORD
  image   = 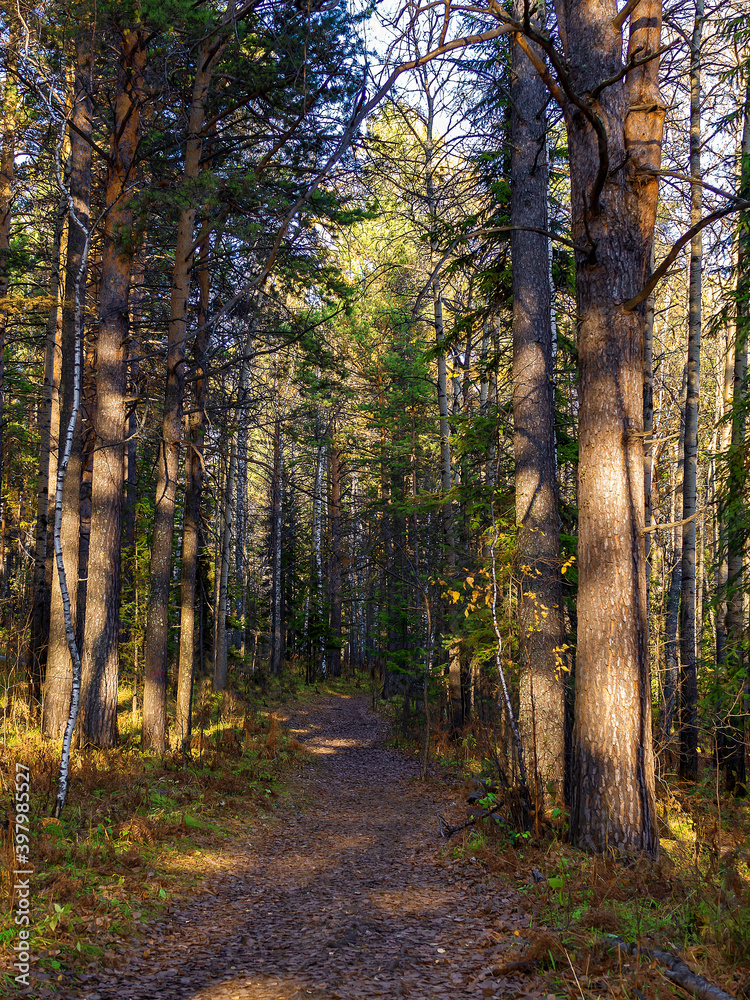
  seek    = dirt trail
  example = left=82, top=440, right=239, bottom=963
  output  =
left=76, top=695, right=539, bottom=1000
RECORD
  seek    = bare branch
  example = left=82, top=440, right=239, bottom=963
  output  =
left=623, top=204, right=741, bottom=310
left=612, top=0, right=642, bottom=31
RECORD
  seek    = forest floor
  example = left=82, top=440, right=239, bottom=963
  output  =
left=59, top=692, right=550, bottom=1000
left=3, top=685, right=750, bottom=1000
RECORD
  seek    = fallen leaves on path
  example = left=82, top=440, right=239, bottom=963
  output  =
left=69, top=696, right=546, bottom=1000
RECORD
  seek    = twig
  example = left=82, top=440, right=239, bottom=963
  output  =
left=436, top=801, right=503, bottom=839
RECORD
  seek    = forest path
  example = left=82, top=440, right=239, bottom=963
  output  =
left=79, top=694, right=538, bottom=1000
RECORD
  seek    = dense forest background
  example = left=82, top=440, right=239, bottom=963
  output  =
left=0, top=0, right=748, bottom=854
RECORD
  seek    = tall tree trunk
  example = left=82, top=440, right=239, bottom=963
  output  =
left=234, top=408, right=247, bottom=655
left=79, top=27, right=146, bottom=748
left=213, top=435, right=237, bottom=691
left=269, top=405, right=284, bottom=675
left=678, top=0, right=703, bottom=782
left=715, top=326, right=733, bottom=761
left=143, top=39, right=223, bottom=750
left=643, top=249, right=655, bottom=605
left=328, top=422, right=343, bottom=678
left=424, top=91, right=455, bottom=567
left=661, top=368, right=686, bottom=759
left=43, top=33, right=92, bottom=740
left=0, top=23, right=17, bottom=606
left=175, top=227, right=210, bottom=749
left=511, top=0, right=565, bottom=810
left=724, top=73, right=750, bottom=794
left=28, top=193, right=65, bottom=700
left=562, top=0, right=663, bottom=853
left=311, top=427, right=327, bottom=680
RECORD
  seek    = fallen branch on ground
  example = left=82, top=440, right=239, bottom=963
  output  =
left=608, top=937, right=736, bottom=1000
left=436, top=802, right=503, bottom=838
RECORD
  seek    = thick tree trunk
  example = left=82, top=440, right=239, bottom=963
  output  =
left=143, top=40, right=222, bottom=750
left=562, top=0, right=663, bottom=853
left=79, top=28, right=146, bottom=748
left=43, top=35, right=92, bottom=740
left=511, top=0, right=565, bottom=809
left=678, top=0, right=703, bottom=782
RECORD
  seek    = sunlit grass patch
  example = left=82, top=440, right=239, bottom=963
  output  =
left=0, top=685, right=314, bottom=990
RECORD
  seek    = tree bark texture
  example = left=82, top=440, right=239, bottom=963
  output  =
left=175, top=230, right=210, bottom=748
left=143, top=40, right=222, bottom=749
left=328, top=426, right=343, bottom=678
left=724, top=72, right=750, bottom=793
left=0, top=23, right=17, bottom=603
left=79, top=27, right=146, bottom=748
left=560, top=0, right=663, bottom=853
left=28, top=193, right=65, bottom=699
left=213, top=436, right=237, bottom=692
left=43, top=35, right=92, bottom=740
left=270, top=407, right=284, bottom=675
left=678, top=0, right=703, bottom=782
left=661, top=369, right=686, bottom=759
left=510, top=0, right=565, bottom=809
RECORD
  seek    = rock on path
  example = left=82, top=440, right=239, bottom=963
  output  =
left=76, top=695, right=538, bottom=1000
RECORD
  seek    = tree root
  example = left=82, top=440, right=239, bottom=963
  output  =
left=608, top=937, right=736, bottom=1000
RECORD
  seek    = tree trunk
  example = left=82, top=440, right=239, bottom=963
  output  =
left=234, top=407, right=247, bottom=655
left=424, top=92, right=455, bottom=566
left=269, top=406, right=284, bottom=675
left=328, top=423, right=343, bottom=678
left=562, top=0, right=663, bottom=853
left=43, top=33, right=93, bottom=740
left=511, top=0, right=565, bottom=810
left=142, top=39, right=223, bottom=750
left=715, top=325, right=733, bottom=771
left=175, top=227, right=210, bottom=749
left=213, top=436, right=237, bottom=692
left=312, top=428, right=327, bottom=680
left=643, top=249, right=655, bottom=605
left=28, top=193, right=65, bottom=700
left=724, top=72, right=750, bottom=794
left=661, top=369, right=686, bottom=760
left=678, top=0, right=703, bottom=782
left=0, top=19, right=18, bottom=607
left=79, top=27, right=146, bottom=748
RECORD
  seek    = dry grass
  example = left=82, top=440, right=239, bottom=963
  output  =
left=0, top=681, right=312, bottom=989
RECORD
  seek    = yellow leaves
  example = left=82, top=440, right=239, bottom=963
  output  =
left=449, top=590, right=461, bottom=604
left=0, top=294, right=56, bottom=315
left=554, top=642, right=574, bottom=674
left=561, top=554, right=576, bottom=575
left=465, top=575, right=474, bottom=588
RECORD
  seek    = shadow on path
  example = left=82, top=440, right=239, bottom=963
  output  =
left=73, top=695, right=534, bottom=1000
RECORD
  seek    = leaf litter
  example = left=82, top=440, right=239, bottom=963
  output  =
left=65, top=694, right=546, bottom=1000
